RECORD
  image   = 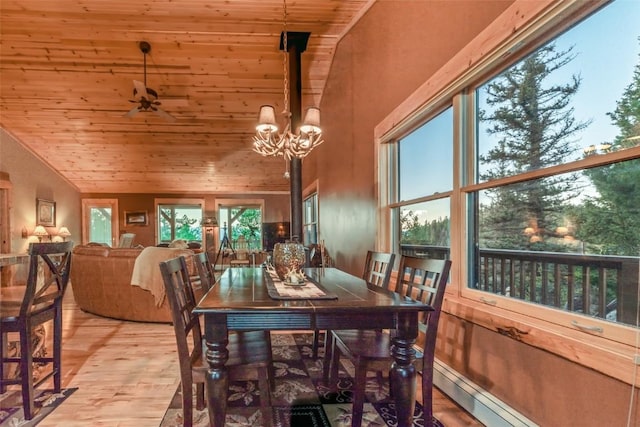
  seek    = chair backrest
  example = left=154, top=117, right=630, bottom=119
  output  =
left=159, top=256, right=203, bottom=369
left=394, top=255, right=451, bottom=364
left=118, top=233, right=135, bottom=248
left=193, top=251, right=216, bottom=292
left=18, top=241, right=73, bottom=317
left=234, top=236, right=249, bottom=260
left=362, top=250, right=396, bottom=289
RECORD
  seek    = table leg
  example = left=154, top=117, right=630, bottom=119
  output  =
left=203, top=314, right=229, bottom=427
left=390, top=312, right=418, bottom=427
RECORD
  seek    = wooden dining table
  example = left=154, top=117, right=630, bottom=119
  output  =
left=194, top=267, right=433, bottom=427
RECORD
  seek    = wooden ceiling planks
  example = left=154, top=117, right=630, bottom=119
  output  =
left=0, top=0, right=373, bottom=194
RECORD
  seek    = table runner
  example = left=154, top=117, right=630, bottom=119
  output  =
left=264, top=269, right=338, bottom=300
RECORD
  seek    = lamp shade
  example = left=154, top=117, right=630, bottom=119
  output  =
left=58, top=226, right=71, bottom=237
left=299, top=107, right=321, bottom=134
left=33, top=225, right=48, bottom=237
left=256, top=105, right=279, bottom=133
left=33, top=225, right=48, bottom=241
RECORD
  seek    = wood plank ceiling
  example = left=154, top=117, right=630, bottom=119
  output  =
left=0, top=0, right=374, bottom=194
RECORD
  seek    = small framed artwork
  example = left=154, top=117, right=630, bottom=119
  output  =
left=36, top=198, right=56, bottom=227
left=124, top=210, right=148, bottom=226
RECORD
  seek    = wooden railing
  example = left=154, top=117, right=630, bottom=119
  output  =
left=400, top=244, right=639, bottom=325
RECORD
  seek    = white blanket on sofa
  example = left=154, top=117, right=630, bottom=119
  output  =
left=130, top=247, right=193, bottom=307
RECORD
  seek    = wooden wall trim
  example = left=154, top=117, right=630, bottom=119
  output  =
left=442, top=296, right=640, bottom=386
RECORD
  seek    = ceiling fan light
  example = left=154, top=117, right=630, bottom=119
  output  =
left=257, top=105, right=279, bottom=133
left=299, top=107, right=321, bottom=134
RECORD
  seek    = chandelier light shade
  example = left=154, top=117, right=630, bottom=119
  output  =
left=256, top=106, right=279, bottom=133
left=300, top=107, right=321, bottom=134
left=252, top=0, right=323, bottom=160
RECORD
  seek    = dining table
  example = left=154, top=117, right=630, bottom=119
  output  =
left=193, top=266, right=433, bottom=427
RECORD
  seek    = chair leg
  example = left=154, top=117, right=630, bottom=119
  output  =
left=312, top=329, right=321, bottom=358
left=53, top=307, right=63, bottom=391
left=322, top=331, right=334, bottom=385
left=350, top=360, right=367, bottom=427
left=20, top=326, right=35, bottom=420
left=181, top=380, right=193, bottom=427
left=258, top=366, right=273, bottom=424
left=195, top=382, right=205, bottom=411
left=0, top=331, right=6, bottom=394
left=422, top=368, right=434, bottom=426
left=327, top=335, right=341, bottom=389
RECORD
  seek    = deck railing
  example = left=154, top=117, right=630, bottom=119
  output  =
left=400, top=244, right=639, bottom=325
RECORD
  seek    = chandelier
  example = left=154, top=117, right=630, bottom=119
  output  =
left=253, top=0, right=323, bottom=160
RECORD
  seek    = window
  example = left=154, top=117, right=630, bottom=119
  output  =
left=470, top=0, right=640, bottom=326
left=82, top=199, right=118, bottom=246
left=218, top=203, right=263, bottom=250
left=377, top=0, right=640, bottom=381
left=156, top=199, right=204, bottom=244
left=394, top=107, right=453, bottom=259
left=303, top=193, right=318, bottom=246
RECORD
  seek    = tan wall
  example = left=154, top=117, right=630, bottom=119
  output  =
left=0, top=128, right=81, bottom=253
left=438, top=312, right=640, bottom=425
left=310, top=1, right=638, bottom=425
left=306, top=0, right=515, bottom=274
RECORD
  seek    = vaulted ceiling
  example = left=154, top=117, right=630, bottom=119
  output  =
left=0, top=0, right=374, bottom=194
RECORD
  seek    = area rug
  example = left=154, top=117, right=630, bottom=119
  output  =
left=0, top=388, right=77, bottom=427
left=160, top=332, right=443, bottom=426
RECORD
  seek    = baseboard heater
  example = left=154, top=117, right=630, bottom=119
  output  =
left=433, top=359, right=538, bottom=427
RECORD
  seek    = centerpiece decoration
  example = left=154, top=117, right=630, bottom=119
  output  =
left=272, top=238, right=306, bottom=283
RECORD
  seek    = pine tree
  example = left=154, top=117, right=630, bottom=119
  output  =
left=578, top=46, right=640, bottom=255
left=479, top=43, right=590, bottom=249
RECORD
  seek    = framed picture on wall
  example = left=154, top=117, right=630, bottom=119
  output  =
left=36, top=198, right=56, bottom=227
left=124, top=210, right=148, bottom=226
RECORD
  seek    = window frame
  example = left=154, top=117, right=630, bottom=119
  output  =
left=391, top=104, right=454, bottom=255
left=303, top=180, right=320, bottom=247
left=375, top=0, right=640, bottom=386
left=214, top=198, right=265, bottom=250
left=302, top=193, right=318, bottom=246
left=154, top=198, right=204, bottom=245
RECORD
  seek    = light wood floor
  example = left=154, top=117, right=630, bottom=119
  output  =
left=24, top=289, right=483, bottom=426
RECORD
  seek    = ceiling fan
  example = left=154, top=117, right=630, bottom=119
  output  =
left=125, top=41, right=176, bottom=122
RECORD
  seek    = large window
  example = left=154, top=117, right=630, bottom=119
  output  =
left=379, top=0, right=640, bottom=380
left=394, top=107, right=453, bottom=258
left=470, top=0, right=640, bottom=326
left=156, top=199, right=203, bottom=244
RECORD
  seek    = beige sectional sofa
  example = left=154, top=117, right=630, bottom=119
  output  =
left=70, top=245, right=193, bottom=323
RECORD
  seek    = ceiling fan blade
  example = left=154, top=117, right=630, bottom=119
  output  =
left=154, top=107, right=177, bottom=122
left=132, top=80, right=147, bottom=100
left=124, top=106, right=140, bottom=118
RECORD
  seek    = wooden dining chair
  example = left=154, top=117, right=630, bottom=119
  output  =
left=327, top=255, right=451, bottom=427
left=0, top=241, right=73, bottom=420
left=312, top=250, right=395, bottom=358
left=159, top=256, right=273, bottom=427
left=192, top=251, right=216, bottom=293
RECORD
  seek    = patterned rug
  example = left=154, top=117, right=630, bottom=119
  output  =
left=0, top=388, right=77, bottom=427
left=160, top=332, right=443, bottom=426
